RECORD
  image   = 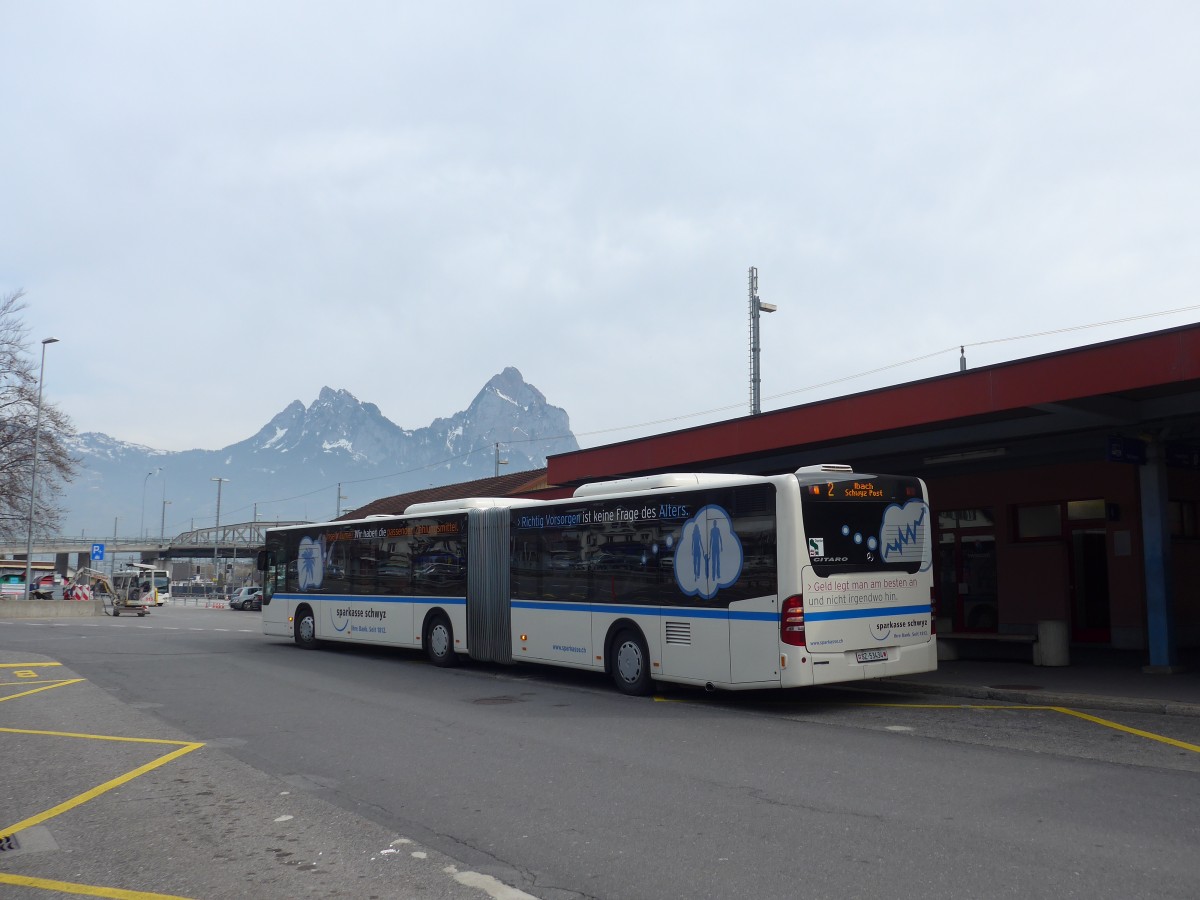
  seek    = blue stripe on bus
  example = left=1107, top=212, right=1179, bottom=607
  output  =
left=275, top=595, right=926, bottom=623
left=278, top=593, right=466, bottom=606
left=804, top=604, right=931, bottom=622
left=510, top=600, right=777, bottom=621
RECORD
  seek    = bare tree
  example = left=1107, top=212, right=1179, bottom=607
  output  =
left=0, top=290, right=77, bottom=542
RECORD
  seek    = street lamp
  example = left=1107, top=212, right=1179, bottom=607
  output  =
left=24, top=337, right=59, bottom=599
left=159, top=471, right=169, bottom=543
left=211, top=477, right=229, bottom=584
left=140, top=468, right=160, bottom=539
left=748, top=266, right=777, bottom=416
left=160, top=498, right=172, bottom=543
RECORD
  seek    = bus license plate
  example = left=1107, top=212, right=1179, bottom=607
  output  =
left=856, top=649, right=888, bottom=664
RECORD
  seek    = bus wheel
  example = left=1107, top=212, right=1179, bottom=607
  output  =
left=612, top=629, right=652, bottom=696
left=426, top=613, right=458, bottom=667
left=295, top=608, right=318, bottom=649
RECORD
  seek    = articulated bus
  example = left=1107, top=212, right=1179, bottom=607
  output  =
left=257, top=465, right=936, bottom=694
left=112, top=564, right=173, bottom=607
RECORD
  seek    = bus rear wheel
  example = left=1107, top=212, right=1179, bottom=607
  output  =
left=612, top=628, right=652, bottom=696
left=295, top=607, right=318, bottom=649
left=425, top=613, right=458, bottom=667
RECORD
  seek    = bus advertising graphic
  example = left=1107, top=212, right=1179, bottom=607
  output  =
left=879, top=500, right=931, bottom=572
left=674, top=505, right=744, bottom=601
left=298, top=536, right=324, bottom=590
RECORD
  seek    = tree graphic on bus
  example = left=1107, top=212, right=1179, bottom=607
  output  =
left=298, top=536, right=325, bottom=590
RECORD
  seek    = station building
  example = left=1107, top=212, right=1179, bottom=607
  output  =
left=355, top=323, right=1200, bottom=670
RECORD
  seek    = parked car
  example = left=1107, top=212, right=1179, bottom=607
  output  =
left=229, top=587, right=262, bottom=610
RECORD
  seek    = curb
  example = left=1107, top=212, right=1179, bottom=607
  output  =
left=864, top=678, right=1200, bottom=719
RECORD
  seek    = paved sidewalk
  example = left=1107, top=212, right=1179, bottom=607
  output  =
left=875, top=647, right=1200, bottom=717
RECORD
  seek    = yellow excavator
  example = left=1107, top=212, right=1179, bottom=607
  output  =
left=69, top=567, right=152, bottom=617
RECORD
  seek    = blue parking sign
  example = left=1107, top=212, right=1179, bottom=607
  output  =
left=91, top=543, right=105, bottom=561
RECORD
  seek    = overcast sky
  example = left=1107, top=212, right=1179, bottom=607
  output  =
left=4, top=1, right=1199, bottom=455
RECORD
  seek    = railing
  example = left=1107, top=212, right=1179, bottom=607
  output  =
left=0, top=521, right=309, bottom=558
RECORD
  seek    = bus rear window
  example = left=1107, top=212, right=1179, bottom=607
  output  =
left=799, top=475, right=930, bottom=576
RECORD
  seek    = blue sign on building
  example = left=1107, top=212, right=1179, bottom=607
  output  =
left=1107, top=436, right=1147, bottom=465
left=91, top=543, right=105, bottom=561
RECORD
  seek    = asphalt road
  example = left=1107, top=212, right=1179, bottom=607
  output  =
left=3, top=605, right=1199, bottom=900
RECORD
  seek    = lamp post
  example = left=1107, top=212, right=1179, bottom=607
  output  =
left=160, top=498, right=172, bottom=543
left=211, top=477, right=229, bottom=584
left=494, top=441, right=509, bottom=478
left=159, top=472, right=169, bottom=543
left=748, top=266, right=777, bottom=416
left=140, top=468, right=160, bottom=539
left=24, top=337, right=59, bottom=599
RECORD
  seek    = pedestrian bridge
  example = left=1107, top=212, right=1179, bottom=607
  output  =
left=0, top=521, right=309, bottom=563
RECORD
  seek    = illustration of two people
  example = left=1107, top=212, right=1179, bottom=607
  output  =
left=691, top=519, right=723, bottom=581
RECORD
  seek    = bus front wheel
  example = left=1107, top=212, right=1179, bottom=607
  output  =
left=612, top=629, right=652, bottom=696
left=425, top=613, right=459, bottom=667
left=295, top=608, right=318, bottom=649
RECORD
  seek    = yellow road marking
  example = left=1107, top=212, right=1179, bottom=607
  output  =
left=1052, top=706, right=1200, bottom=753
left=0, top=679, right=85, bottom=702
left=0, top=659, right=204, bottom=897
left=695, top=696, right=1200, bottom=755
left=0, top=872, right=195, bottom=899
left=853, top=701, right=1200, bottom=754
left=0, top=725, right=200, bottom=746
left=853, top=702, right=1043, bottom=709
left=0, top=662, right=63, bottom=668
left=1, top=740, right=203, bottom=836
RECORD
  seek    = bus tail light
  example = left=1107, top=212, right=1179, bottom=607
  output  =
left=781, top=595, right=806, bottom=647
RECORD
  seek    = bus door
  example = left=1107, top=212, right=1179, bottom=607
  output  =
left=727, top=516, right=780, bottom=685
left=663, top=499, right=779, bottom=685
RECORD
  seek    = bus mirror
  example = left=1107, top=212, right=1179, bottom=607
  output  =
left=256, top=550, right=273, bottom=571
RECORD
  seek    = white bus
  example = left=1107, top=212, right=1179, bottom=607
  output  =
left=112, top=564, right=172, bottom=607
left=257, top=465, right=936, bottom=694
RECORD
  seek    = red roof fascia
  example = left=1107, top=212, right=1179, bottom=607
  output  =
left=549, top=324, right=1200, bottom=484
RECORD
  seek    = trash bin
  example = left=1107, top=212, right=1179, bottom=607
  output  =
left=1033, top=619, right=1069, bottom=667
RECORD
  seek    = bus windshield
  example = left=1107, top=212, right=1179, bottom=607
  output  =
left=798, top=473, right=930, bottom=576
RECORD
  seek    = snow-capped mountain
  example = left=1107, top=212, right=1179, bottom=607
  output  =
left=62, top=368, right=578, bottom=537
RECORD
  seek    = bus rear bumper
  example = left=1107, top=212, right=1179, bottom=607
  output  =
left=806, top=640, right=938, bottom=685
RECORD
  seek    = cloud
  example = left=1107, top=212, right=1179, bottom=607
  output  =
left=3, top=1, right=1199, bottom=460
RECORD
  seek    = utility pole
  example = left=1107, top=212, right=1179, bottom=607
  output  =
left=748, top=266, right=777, bottom=415
left=211, top=477, right=229, bottom=585
left=494, top=442, right=508, bottom=478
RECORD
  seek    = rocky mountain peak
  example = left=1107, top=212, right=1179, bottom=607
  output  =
left=60, top=369, right=579, bottom=535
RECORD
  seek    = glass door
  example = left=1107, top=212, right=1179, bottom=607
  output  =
left=937, top=509, right=998, bottom=632
left=1070, top=528, right=1111, bottom=643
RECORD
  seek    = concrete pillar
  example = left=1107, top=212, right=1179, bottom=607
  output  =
left=1139, top=438, right=1179, bottom=672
